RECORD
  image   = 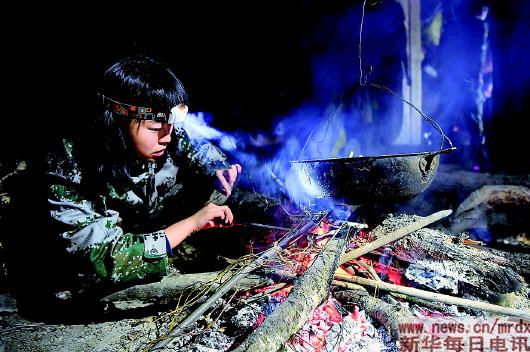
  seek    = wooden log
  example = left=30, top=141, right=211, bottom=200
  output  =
left=333, top=287, right=416, bottom=338
left=151, top=214, right=327, bottom=350
left=334, top=274, right=530, bottom=320
left=387, top=226, right=525, bottom=301
left=232, top=226, right=353, bottom=352
left=340, top=209, right=452, bottom=264
left=388, top=165, right=530, bottom=218
left=101, top=271, right=272, bottom=310
left=448, top=185, right=530, bottom=236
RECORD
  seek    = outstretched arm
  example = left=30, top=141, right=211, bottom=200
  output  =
left=164, top=203, right=234, bottom=248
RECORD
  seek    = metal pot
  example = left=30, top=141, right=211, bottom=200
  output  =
left=290, top=147, right=455, bottom=204
left=289, top=82, right=458, bottom=204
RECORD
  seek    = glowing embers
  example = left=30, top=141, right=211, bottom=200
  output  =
left=250, top=285, right=385, bottom=352
left=288, top=297, right=384, bottom=352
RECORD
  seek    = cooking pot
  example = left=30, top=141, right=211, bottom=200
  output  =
left=290, top=83, right=456, bottom=204
left=290, top=147, right=455, bottom=204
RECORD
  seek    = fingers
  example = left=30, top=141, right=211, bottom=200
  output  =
left=216, top=164, right=240, bottom=197
left=213, top=205, right=233, bottom=227
left=201, top=204, right=234, bottom=228
left=223, top=205, right=234, bottom=225
left=216, top=170, right=232, bottom=197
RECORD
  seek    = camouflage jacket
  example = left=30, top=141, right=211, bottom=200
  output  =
left=46, top=128, right=229, bottom=288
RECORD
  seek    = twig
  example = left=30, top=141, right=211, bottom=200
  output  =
left=236, top=223, right=290, bottom=231
left=150, top=213, right=328, bottom=350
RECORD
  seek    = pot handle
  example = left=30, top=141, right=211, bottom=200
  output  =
left=369, top=83, right=454, bottom=151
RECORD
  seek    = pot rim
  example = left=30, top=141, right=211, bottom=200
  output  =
left=290, top=147, right=456, bottom=164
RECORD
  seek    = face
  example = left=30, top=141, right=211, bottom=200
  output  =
left=129, top=120, right=174, bottom=161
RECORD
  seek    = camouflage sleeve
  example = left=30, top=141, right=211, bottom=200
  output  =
left=174, top=127, right=230, bottom=176
left=48, top=184, right=170, bottom=284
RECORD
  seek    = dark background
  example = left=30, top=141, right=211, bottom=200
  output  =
left=5, top=0, right=530, bottom=173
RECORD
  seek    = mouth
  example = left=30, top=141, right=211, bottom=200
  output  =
left=152, top=149, right=166, bottom=157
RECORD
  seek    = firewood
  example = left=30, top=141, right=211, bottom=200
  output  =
left=231, top=225, right=353, bottom=352
left=431, top=166, right=530, bottom=195
left=448, top=185, right=530, bottom=236
left=388, top=226, right=526, bottom=302
left=340, top=209, right=452, bottom=264
left=151, top=214, right=328, bottom=350
left=101, top=271, right=273, bottom=310
left=333, top=287, right=415, bottom=338
left=333, top=274, right=530, bottom=320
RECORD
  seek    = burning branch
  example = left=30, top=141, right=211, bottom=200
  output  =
left=232, top=224, right=357, bottom=352
left=150, top=212, right=327, bottom=350
left=340, top=209, right=452, bottom=264
left=333, top=286, right=415, bottom=338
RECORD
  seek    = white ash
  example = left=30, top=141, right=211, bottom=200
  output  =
left=405, top=259, right=470, bottom=293
left=379, top=213, right=420, bottom=233
left=189, top=330, right=233, bottom=351
left=164, top=333, right=193, bottom=351
left=230, top=303, right=261, bottom=329
left=321, top=314, right=386, bottom=352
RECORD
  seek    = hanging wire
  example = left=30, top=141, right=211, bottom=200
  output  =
left=356, top=0, right=454, bottom=151
left=359, top=0, right=369, bottom=86
left=369, top=82, right=454, bottom=150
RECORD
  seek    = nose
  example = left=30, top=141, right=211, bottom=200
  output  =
left=159, top=124, right=173, bottom=144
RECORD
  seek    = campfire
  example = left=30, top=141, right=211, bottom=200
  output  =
left=98, top=200, right=529, bottom=352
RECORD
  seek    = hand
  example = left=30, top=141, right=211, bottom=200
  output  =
left=215, top=164, right=242, bottom=197
left=190, top=203, right=234, bottom=232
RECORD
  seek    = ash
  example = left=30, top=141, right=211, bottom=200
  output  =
left=321, top=314, right=386, bottom=352
left=405, top=259, right=469, bottom=293
left=165, top=318, right=233, bottom=351
left=229, top=302, right=261, bottom=329
left=379, top=214, right=421, bottom=233
left=188, top=331, right=232, bottom=351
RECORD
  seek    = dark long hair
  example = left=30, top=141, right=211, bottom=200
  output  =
left=81, top=55, right=188, bottom=195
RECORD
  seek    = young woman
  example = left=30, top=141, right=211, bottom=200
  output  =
left=45, top=55, right=242, bottom=291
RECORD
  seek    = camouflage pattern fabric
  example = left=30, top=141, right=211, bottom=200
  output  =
left=46, top=128, right=229, bottom=286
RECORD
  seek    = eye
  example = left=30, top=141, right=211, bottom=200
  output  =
left=148, top=127, right=161, bottom=132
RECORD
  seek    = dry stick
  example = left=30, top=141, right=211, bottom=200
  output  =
left=333, top=275, right=530, bottom=320
left=101, top=271, right=271, bottom=307
left=365, top=263, right=399, bottom=305
left=151, top=213, right=327, bottom=351
left=365, top=263, right=451, bottom=312
left=340, top=209, right=452, bottom=264
left=233, top=224, right=355, bottom=352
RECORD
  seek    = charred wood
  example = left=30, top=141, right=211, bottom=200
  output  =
left=333, top=287, right=415, bottom=338
left=340, top=209, right=452, bottom=264
left=334, top=274, right=530, bottom=320
left=232, top=226, right=352, bottom=352
left=380, top=216, right=526, bottom=302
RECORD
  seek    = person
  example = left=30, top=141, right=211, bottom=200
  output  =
left=10, top=54, right=242, bottom=320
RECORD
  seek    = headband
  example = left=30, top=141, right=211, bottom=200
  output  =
left=99, top=94, right=187, bottom=124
